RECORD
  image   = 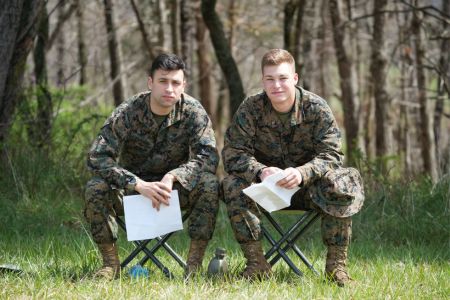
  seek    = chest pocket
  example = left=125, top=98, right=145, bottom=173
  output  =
left=254, top=124, right=283, bottom=162
left=125, top=131, right=156, bottom=154
left=164, top=128, right=190, bottom=161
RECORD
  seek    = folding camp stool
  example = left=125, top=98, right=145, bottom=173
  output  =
left=262, top=208, right=320, bottom=277
left=116, top=210, right=191, bottom=279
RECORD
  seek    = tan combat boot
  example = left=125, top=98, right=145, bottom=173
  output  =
left=325, top=245, right=352, bottom=287
left=185, top=240, right=208, bottom=277
left=93, top=243, right=121, bottom=280
left=240, top=241, right=272, bottom=279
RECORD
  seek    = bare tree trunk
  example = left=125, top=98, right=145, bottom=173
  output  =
left=293, top=0, right=306, bottom=75
left=56, top=1, right=65, bottom=86
left=284, top=0, right=297, bottom=53
left=195, top=2, right=215, bottom=124
left=33, top=3, right=52, bottom=149
left=201, top=0, right=244, bottom=116
left=318, top=0, right=332, bottom=100
left=155, top=0, right=166, bottom=51
left=283, top=0, right=305, bottom=75
left=370, top=0, right=392, bottom=169
left=170, top=0, right=180, bottom=55
left=180, top=0, right=194, bottom=80
left=0, top=0, right=44, bottom=146
left=76, top=0, right=87, bottom=85
left=103, top=0, right=124, bottom=106
left=396, top=3, right=413, bottom=175
left=130, top=0, right=155, bottom=61
left=309, top=0, right=322, bottom=94
left=329, top=0, right=360, bottom=166
left=227, top=0, right=238, bottom=53
left=412, top=5, right=438, bottom=181
left=433, top=0, right=449, bottom=175
left=360, top=1, right=375, bottom=159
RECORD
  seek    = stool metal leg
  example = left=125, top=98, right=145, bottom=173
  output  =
left=116, top=211, right=191, bottom=278
left=262, top=226, right=304, bottom=276
left=262, top=210, right=320, bottom=276
left=269, top=212, right=320, bottom=275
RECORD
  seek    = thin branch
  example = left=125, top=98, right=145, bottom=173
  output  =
left=47, top=1, right=77, bottom=50
left=399, top=0, right=450, bottom=24
left=129, top=0, right=155, bottom=61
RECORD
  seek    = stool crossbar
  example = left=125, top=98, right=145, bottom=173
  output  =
left=116, top=210, right=191, bottom=279
left=262, top=209, right=320, bottom=277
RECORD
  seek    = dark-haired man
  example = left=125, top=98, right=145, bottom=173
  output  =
left=85, top=53, right=219, bottom=279
left=222, top=49, right=364, bottom=286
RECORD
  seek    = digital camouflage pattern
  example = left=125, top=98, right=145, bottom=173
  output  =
left=85, top=174, right=219, bottom=243
left=85, top=91, right=220, bottom=243
left=87, top=91, right=219, bottom=192
left=222, top=86, right=362, bottom=244
left=309, top=167, right=364, bottom=217
left=223, top=87, right=343, bottom=185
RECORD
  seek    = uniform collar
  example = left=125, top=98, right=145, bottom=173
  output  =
left=144, top=92, right=184, bottom=128
left=262, top=86, right=304, bottom=126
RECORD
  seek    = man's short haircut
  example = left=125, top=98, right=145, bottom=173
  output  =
left=149, top=53, right=186, bottom=77
left=261, top=49, right=295, bottom=72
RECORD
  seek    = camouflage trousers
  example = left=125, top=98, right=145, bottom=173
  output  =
left=222, top=174, right=352, bottom=247
left=84, top=173, right=219, bottom=244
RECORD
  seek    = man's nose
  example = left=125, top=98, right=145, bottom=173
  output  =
left=166, top=83, right=174, bottom=91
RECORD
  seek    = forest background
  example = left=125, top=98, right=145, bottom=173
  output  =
left=0, top=0, right=449, bottom=299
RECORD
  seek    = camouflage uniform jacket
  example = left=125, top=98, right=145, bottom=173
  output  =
left=223, top=86, right=344, bottom=186
left=87, top=91, right=219, bottom=192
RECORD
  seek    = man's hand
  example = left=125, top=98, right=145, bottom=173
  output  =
left=135, top=174, right=176, bottom=211
left=260, top=166, right=283, bottom=181
left=276, top=167, right=302, bottom=189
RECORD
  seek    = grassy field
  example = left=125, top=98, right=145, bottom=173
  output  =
left=0, top=150, right=449, bottom=299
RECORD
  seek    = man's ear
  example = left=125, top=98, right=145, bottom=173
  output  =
left=147, top=76, right=153, bottom=90
left=294, top=72, right=299, bottom=85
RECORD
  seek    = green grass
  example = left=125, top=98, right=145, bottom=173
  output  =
left=0, top=148, right=449, bottom=299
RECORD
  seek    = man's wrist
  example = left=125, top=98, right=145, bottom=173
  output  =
left=126, top=176, right=142, bottom=191
left=126, top=176, right=137, bottom=190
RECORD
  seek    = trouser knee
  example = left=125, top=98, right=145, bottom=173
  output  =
left=84, top=177, right=121, bottom=244
left=321, top=214, right=352, bottom=247
left=222, top=174, right=262, bottom=243
left=188, top=173, right=219, bottom=240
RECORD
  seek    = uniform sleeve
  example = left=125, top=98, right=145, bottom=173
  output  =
left=168, top=109, right=219, bottom=191
left=222, top=99, right=267, bottom=183
left=296, top=101, right=344, bottom=186
left=87, top=105, right=138, bottom=189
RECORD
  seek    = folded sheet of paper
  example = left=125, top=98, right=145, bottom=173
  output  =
left=123, top=190, right=183, bottom=241
left=243, top=171, right=300, bottom=212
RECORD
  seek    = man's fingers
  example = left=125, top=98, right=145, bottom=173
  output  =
left=152, top=198, right=160, bottom=211
left=156, top=182, right=171, bottom=192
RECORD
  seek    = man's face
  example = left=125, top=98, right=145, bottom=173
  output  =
left=148, top=69, right=186, bottom=114
left=262, top=62, right=298, bottom=110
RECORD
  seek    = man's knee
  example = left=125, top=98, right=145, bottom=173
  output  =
left=222, top=174, right=250, bottom=204
left=85, top=177, right=111, bottom=202
left=221, top=174, right=262, bottom=242
left=84, top=177, right=112, bottom=223
left=187, top=173, right=220, bottom=240
left=196, top=172, right=220, bottom=194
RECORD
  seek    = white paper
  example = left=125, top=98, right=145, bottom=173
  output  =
left=123, top=190, right=183, bottom=241
left=243, top=171, right=300, bottom=212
